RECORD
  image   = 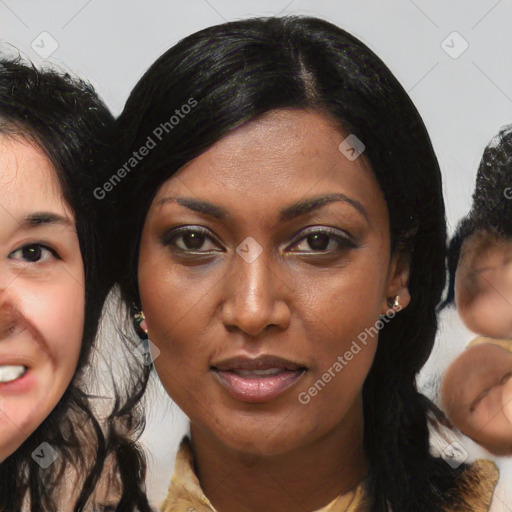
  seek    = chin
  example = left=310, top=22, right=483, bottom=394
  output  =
left=207, top=419, right=306, bottom=458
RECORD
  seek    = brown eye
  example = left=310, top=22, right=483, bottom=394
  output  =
left=22, top=245, right=43, bottom=262
left=162, top=227, right=222, bottom=253
left=8, top=243, right=58, bottom=263
left=306, top=233, right=330, bottom=251
left=289, top=228, right=356, bottom=253
left=180, top=231, right=207, bottom=250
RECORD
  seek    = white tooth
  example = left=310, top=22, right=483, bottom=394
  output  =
left=0, top=365, right=26, bottom=383
left=236, top=368, right=282, bottom=377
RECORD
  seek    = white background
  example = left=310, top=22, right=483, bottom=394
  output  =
left=1, top=0, right=512, bottom=508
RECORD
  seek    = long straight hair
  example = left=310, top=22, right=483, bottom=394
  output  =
left=114, top=16, right=472, bottom=511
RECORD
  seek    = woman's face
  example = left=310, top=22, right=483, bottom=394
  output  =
left=0, top=136, right=84, bottom=461
left=455, top=232, right=512, bottom=339
left=441, top=343, right=512, bottom=455
left=138, top=109, right=410, bottom=456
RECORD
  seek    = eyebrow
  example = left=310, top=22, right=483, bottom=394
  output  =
left=22, top=212, right=72, bottom=228
left=157, top=193, right=368, bottom=223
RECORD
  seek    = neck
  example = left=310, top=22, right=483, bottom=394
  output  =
left=189, top=401, right=368, bottom=512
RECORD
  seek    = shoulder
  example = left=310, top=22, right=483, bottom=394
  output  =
left=445, top=459, right=499, bottom=512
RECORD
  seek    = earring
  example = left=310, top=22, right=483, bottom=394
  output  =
left=134, top=311, right=148, bottom=334
left=387, top=295, right=400, bottom=308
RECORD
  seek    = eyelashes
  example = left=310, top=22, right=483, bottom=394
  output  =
left=288, top=228, right=357, bottom=253
left=161, top=225, right=357, bottom=255
left=8, top=243, right=60, bottom=264
left=161, top=226, right=221, bottom=254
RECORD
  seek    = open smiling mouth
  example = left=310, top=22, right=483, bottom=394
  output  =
left=211, top=356, right=307, bottom=403
left=0, top=365, right=28, bottom=384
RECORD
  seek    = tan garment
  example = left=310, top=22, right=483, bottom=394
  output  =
left=160, top=437, right=499, bottom=512
left=467, top=336, right=512, bottom=353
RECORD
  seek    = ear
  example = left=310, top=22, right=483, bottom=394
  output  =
left=381, top=250, right=411, bottom=315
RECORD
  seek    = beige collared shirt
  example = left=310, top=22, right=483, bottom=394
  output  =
left=160, top=436, right=499, bottom=512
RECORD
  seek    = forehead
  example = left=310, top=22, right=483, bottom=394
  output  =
left=456, top=231, right=512, bottom=294
left=458, top=231, right=512, bottom=270
left=151, top=109, right=387, bottom=226
left=0, top=135, right=69, bottom=215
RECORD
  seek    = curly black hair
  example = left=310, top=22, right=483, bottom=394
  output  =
left=442, top=124, right=512, bottom=308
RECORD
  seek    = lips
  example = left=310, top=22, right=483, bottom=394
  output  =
left=0, top=303, right=51, bottom=393
left=0, top=355, right=35, bottom=392
left=211, top=355, right=307, bottom=403
left=0, top=352, right=40, bottom=395
left=0, top=353, right=37, bottom=372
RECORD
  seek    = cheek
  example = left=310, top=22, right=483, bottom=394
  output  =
left=139, top=270, right=218, bottom=400
left=460, top=294, right=512, bottom=337
left=0, top=271, right=85, bottom=460
left=137, top=225, right=228, bottom=336
left=321, top=252, right=390, bottom=337
left=138, top=246, right=206, bottom=389
left=286, top=252, right=389, bottom=406
left=22, top=275, right=85, bottom=379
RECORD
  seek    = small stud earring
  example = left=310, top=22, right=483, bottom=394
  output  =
left=134, top=311, right=148, bottom=334
left=387, top=295, right=400, bottom=308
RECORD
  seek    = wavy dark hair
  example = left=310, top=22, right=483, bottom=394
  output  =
left=442, top=124, right=512, bottom=308
left=0, top=57, right=151, bottom=511
left=113, top=16, right=476, bottom=511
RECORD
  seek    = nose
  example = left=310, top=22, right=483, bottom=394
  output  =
left=221, top=248, right=291, bottom=338
left=0, top=264, right=22, bottom=339
left=0, top=297, right=19, bottom=340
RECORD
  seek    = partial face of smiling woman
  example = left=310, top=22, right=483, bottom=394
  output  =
left=0, top=135, right=84, bottom=461
left=138, top=110, right=410, bottom=461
